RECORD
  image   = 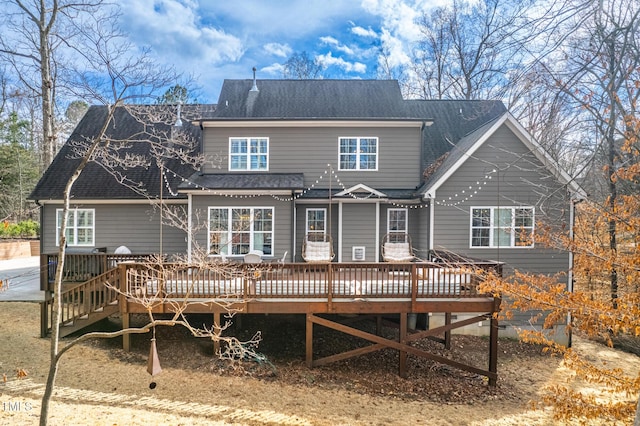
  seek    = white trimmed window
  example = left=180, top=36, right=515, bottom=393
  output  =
left=339, top=137, right=378, bottom=170
left=306, top=208, right=326, bottom=236
left=229, top=137, right=268, bottom=170
left=56, top=208, right=95, bottom=246
left=208, top=207, right=273, bottom=256
left=387, top=208, right=407, bottom=233
left=470, top=207, right=534, bottom=248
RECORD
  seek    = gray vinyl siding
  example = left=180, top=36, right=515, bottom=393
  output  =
left=191, top=195, right=293, bottom=261
left=431, top=125, right=571, bottom=276
left=202, top=126, right=422, bottom=189
left=340, top=203, right=377, bottom=262
left=40, top=203, right=188, bottom=255
left=415, top=206, right=430, bottom=257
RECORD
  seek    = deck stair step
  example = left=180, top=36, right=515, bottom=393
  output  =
left=57, top=304, right=119, bottom=338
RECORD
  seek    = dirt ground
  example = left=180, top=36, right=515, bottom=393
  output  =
left=0, top=302, right=638, bottom=425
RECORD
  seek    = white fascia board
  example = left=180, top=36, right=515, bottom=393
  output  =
left=180, top=189, right=294, bottom=196
left=199, top=120, right=427, bottom=128
left=335, top=183, right=387, bottom=197
left=422, top=114, right=509, bottom=199
left=37, top=199, right=186, bottom=205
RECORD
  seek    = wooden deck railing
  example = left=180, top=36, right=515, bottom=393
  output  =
left=41, top=267, right=121, bottom=336
left=39, top=253, right=502, bottom=336
left=121, top=261, right=502, bottom=300
left=41, top=253, right=151, bottom=290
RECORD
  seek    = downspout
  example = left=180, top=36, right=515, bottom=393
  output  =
left=338, top=201, right=343, bottom=262
left=375, top=201, right=380, bottom=262
left=567, top=196, right=580, bottom=348
left=292, top=193, right=296, bottom=262
left=187, top=193, right=192, bottom=263
left=428, top=194, right=435, bottom=256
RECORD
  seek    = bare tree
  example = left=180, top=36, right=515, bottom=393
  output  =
left=30, top=9, right=257, bottom=426
left=282, top=51, right=323, bottom=79
left=538, top=0, right=640, bottom=307
left=0, top=0, right=106, bottom=168
left=410, top=0, right=533, bottom=100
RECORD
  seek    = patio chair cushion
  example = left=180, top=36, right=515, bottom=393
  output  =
left=304, top=241, right=332, bottom=262
left=383, top=242, right=413, bottom=261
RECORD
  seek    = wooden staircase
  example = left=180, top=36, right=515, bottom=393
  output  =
left=42, top=267, right=121, bottom=338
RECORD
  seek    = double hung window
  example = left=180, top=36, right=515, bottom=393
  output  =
left=387, top=208, right=408, bottom=242
left=56, top=208, right=95, bottom=246
left=229, top=137, right=268, bottom=170
left=470, top=207, right=534, bottom=248
left=339, top=137, right=378, bottom=170
left=306, top=208, right=326, bottom=237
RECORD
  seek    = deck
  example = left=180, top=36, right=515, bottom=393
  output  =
left=40, top=253, right=502, bottom=385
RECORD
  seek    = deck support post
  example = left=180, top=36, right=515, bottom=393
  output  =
left=213, top=311, right=221, bottom=356
left=376, top=315, right=383, bottom=335
left=41, top=294, right=51, bottom=338
left=444, top=312, right=452, bottom=350
left=399, top=312, right=408, bottom=378
left=306, top=313, right=314, bottom=368
left=122, top=313, right=130, bottom=351
left=489, top=312, right=499, bottom=386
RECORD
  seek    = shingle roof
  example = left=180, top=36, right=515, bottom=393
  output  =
left=418, top=117, right=503, bottom=194
left=180, top=173, right=305, bottom=190
left=31, top=81, right=509, bottom=200
left=403, top=100, right=507, bottom=171
left=209, top=79, right=421, bottom=120
left=30, top=104, right=209, bottom=201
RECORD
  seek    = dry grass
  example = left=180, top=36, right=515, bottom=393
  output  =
left=1, top=302, right=637, bottom=425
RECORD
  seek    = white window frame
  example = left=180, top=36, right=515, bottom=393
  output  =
left=56, top=208, right=95, bottom=247
left=338, top=136, right=378, bottom=171
left=306, top=208, right=327, bottom=236
left=470, top=206, right=535, bottom=248
left=387, top=208, right=408, bottom=234
left=208, top=207, right=274, bottom=257
left=229, top=137, right=269, bottom=171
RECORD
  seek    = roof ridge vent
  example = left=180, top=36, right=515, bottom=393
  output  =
left=250, top=67, right=259, bottom=92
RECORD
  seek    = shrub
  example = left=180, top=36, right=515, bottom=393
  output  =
left=0, top=220, right=39, bottom=239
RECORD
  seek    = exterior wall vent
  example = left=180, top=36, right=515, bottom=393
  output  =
left=352, top=246, right=366, bottom=261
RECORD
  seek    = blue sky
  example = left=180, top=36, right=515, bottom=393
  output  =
left=115, top=0, right=445, bottom=102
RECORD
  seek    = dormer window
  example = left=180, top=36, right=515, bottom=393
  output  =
left=339, top=137, right=378, bottom=170
left=229, top=137, right=269, bottom=170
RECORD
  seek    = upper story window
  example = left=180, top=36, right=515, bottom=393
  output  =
left=470, top=207, right=534, bottom=248
left=339, top=137, right=378, bottom=170
left=208, top=207, right=273, bottom=256
left=56, top=208, right=95, bottom=246
left=229, top=137, right=268, bottom=171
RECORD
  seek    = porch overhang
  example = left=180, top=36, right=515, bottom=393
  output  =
left=178, top=172, right=305, bottom=193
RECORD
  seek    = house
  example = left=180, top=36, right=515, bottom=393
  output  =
left=30, top=78, right=584, bottom=378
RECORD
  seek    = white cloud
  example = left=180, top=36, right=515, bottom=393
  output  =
left=263, top=43, right=292, bottom=58
left=117, top=0, right=245, bottom=65
left=320, top=36, right=355, bottom=56
left=317, top=52, right=367, bottom=73
left=351, top=24, right=378, bottom=38
left=379, top=28, right=411, bottom=68
left=320, top=36, right=339, bottom=46
left=261, top=63, right=285, bottom=76
left=361, top=0, right=445, bottom=70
